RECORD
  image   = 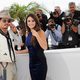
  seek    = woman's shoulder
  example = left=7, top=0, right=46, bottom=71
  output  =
left=38, top=29, right=45, bottom=34
left=38, top=29, right=45, bottom=37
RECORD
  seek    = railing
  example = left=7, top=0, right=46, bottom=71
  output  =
left=45, top=47, right=80, bottom=80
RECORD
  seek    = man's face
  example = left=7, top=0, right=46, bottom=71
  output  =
left=48, top=19, right=55, bottom=26
left=0, top=18, right=12, bottom=31
left=69, top=4, right=76, bottom=13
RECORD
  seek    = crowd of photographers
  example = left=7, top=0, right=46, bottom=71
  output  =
left=35, top=2, right=80, bottom=49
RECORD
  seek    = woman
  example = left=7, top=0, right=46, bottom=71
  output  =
left=25, top=13, right=47, bottom=80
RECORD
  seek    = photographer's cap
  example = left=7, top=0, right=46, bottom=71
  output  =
left=0, top=10, right=14, bottom=21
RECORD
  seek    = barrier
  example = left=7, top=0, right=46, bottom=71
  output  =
left=45, top=48, right=80, bottom=80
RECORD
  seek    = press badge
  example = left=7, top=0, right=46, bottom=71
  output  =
left=68, top=36, right=73, bottom=41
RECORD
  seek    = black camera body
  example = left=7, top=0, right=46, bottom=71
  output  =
left=50, top=11, right=59, bottom=18
left=62, top=14, right=80, bottom=26
left=53, top=11, right=59, bottom=15
left=15, top=45, right=21, bottom=51
left=63, top=17, right=79, bottom=26
left=48, top=24, right=55, bottom=30
left=37, top=14, right=41, bottom=18
left=64, top=17, right=72, bottom=22
left=72, top=19, right=80, bottom=26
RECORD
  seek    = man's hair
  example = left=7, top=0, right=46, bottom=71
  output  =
left=69, top=2, right=75, bottom=6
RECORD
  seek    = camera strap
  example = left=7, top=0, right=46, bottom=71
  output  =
left=51, top=30, right=58, bottom=42
left=55, top=24, right=58, bottom=30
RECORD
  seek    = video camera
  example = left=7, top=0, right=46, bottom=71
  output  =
left=64, top=17, right=79, bottom=26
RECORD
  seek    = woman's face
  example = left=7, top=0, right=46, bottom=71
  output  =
left=27, top=16, right=36, bottom=29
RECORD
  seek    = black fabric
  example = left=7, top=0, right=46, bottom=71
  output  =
left=62, top=28, right=78, bottom=47
left=21, top=35, right=26, bottom=50
left=49, top=12, right=65, bottom=26
left=26, top=32, right=47, bottom=80
left=73, top=10, right=80, bottom=20
left=39, top=14, right=48, bottom=31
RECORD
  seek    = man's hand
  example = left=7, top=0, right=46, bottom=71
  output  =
left=51, top=27, right=55, bottom=31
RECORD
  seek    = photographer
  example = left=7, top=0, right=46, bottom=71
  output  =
left=49, top=6, right=65, bottom=26
left=35, top=9, right=48, bottom=31
left=68, top=2, right=80, bottom=21
left=67, top=2, right=80, bottom=46
left=45, top=19, right=62, bottom=49
left=61, top=16, right=79, bottom=48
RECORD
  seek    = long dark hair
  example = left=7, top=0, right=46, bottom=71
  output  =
left=26, top=13, right=41, bottom=46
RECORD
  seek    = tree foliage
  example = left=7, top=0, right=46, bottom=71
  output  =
left=9, top=2, right=49, bottom=23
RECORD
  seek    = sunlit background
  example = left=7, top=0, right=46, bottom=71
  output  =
left=0, top=0, right=80, bottom=26
left=0, top=0, right=80, bottom=11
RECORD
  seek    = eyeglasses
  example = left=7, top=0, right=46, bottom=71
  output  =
left=2, top=18, right=12, bottom=23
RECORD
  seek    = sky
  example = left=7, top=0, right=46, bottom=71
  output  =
left=0, top=0, right=79, bottom=26
left=0, top=0, right=80, bottom=12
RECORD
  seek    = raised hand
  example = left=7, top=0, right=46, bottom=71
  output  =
left=31, top=29, right=38, bottom=37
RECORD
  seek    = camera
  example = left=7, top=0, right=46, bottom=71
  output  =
left=48, top=24, right=55, bottom=30
left=73, top=19, right=80, bottom=26
left=64, top=17, right=72, bottom=22
left=49, top=24, right=55, bottom=28
left=63, top=17, right=79, bottom=26
left=50, top=11, right=59, bottom=18
left=62, top=13, right=80, bottom=26
left=37, top=14, right=41, bottom=18
left=53, top=11, right=59, bottom=15
left=15, top=45, right=21, bottom=51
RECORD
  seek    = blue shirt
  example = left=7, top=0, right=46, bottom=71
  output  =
left=45, top=24, right=62, bottom=46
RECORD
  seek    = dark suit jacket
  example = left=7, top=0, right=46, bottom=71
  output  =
left=73, top=10, right=80, bottom=20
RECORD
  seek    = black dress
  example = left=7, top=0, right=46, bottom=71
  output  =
left=26, top=32, right=47, bottom=80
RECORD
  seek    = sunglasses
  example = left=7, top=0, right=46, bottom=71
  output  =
left=2, top=18, right=12, bottom=23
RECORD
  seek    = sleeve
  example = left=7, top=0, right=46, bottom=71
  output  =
left=53, top=25, right=62, bottom=42
left=45, top=29, right=50, bottom=39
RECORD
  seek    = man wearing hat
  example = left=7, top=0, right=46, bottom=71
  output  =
left=45, top=18, right=62, bottom=49
left=0, top=9, right=16, bottom=80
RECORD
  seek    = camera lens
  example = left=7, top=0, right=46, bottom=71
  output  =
left=37, top=14, right=41, bottom=18
left=65, top=18, right=71, bottom=22
left=49, top=24, right=55, bottom=28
